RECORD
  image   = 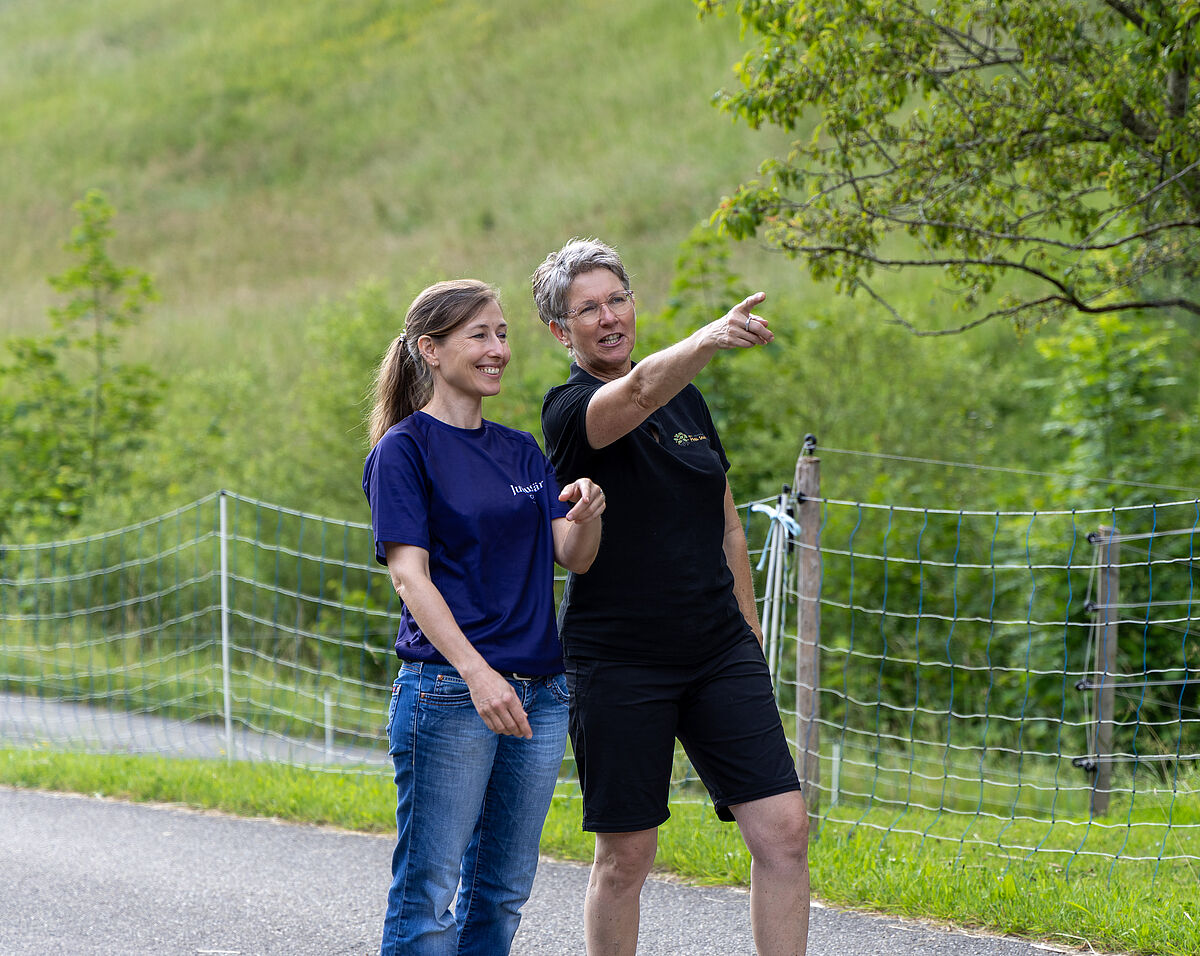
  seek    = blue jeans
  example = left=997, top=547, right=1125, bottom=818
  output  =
left=380, top=661, right=569, bottom=956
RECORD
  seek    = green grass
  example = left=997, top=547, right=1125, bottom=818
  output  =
left=0, top=0, right=1064, bottom=529
left=0, top=747, right=395, bottom=832
left=3, top=748, right=1197, bottom=955
left=805, top=825, right=1199, bottom=956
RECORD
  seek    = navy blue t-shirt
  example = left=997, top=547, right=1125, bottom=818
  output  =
left=362, top=411, right=571, bottom=675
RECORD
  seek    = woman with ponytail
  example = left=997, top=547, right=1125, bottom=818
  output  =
left=363, top=279, right=605, bottom=956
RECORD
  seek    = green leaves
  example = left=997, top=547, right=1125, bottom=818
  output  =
left=48, top=190, right=156, bottom=334
left=1033, top=313, right=1188, bottom=508
left=697, top=0, right=1200, bottom=332
left=0, top=191, right=162, bottom=538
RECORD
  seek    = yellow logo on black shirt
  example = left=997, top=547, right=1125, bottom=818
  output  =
left=674, top=432, right=707, bottom=446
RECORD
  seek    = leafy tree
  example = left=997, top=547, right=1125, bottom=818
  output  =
left=48, top=190, right=159, bottom=483
left=697, top=0, right=1200, bottom=333
left=0, top=340, right=91, bottom=532
left=1034, top=313, right=1189, bottom=507
left=0, top=191, right=160, bottom=536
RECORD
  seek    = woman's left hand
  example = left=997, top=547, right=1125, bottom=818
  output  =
left=560, top=478, right=606, bottom=524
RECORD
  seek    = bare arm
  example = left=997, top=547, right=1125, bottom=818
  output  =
left=384, top=542, right=532, bottom=738
left=551, top=477, right=605, bottom=573
left=721, top=481, right=764, bottom=647
left=584, top=292, right=774, bottom=449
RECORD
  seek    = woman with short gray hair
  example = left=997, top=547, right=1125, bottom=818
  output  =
left=533, top=238, right=810, bottom=956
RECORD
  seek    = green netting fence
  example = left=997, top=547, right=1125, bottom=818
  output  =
left=2, top=461, right=1197, bottom=882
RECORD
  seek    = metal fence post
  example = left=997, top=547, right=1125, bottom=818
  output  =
left=324, top=690, right=334, bottom=764
left=219, top=491, right=234, bottom=764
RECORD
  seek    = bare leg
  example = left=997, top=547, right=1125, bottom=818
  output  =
left=730, top=791, right=810, bottom=956
left=584, top=828, right=659, bottom=956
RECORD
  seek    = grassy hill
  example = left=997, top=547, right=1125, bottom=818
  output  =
left=1, top=0, right=792, bottom=343
left=1, top=0, right=828, bottom=515
left=5, top=0, right=1188, bottom=530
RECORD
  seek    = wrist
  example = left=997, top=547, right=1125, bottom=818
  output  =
left=454, top=654, right=493, bottom=685
left=690, top=325, right=719, bottom=355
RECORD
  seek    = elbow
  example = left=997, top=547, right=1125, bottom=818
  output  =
left=628, top=376, right=661, bottom=415
left=558, top=547, right=596, bottom=575
left=393, top=575, right=415, bottom=604
left=558, top=539, right=599, bottom=575
left=563, top=555, right=595, bottom=575
left=554, top=522, right=601, bottom=574
left=721, top=532, right=739, bottom=559
left=621, top=361, right=663, bottom=414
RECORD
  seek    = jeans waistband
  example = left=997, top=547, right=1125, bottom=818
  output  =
left=400, top=661, right=551, bottom=682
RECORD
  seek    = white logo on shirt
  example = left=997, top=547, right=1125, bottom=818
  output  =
left=510, top=480, right=544, bottom=500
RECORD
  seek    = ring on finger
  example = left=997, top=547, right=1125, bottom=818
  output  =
left=745, top=317, right=752, bottom=331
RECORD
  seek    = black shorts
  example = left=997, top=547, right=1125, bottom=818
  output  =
left=564, top=631, right=802, bottom=832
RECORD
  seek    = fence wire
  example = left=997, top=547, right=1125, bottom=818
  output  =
left=2, top=488, right=1197, bottom=880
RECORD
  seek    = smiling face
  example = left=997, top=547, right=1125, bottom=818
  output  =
left=551, top=268, right=636, bottom=381
left=423, top=300, right=511, bottom=403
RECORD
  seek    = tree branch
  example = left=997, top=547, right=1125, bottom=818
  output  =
left=880, top=211, right=1200, bottom=254
left=1120, top=102, right=1161, bottom=144
left=780, top=240, right=1200, bottom=319
left=896, top=1, right=1008, bottom=67
left=770, top=160, right=1200, bottom=255
left=925, top=55, right=1025, bottom=77
left=1083, top=159, right=1200, bottom=244
left=853, top=278, right=1000, bottom=336
left=1100, top=0, right=1148, bottom=32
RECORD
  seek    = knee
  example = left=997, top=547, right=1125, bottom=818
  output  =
left=746, top=797, right=809, bottom=870
left=591, top=860, right=648, bottom=898
left=591, top=837, right=656, bottom=896
left=779, top=811, right=810, bottom=865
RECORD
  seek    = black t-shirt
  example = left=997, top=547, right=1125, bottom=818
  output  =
left=541, top=363, right=745, bottom=663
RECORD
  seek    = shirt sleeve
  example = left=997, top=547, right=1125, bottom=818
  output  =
left=541, top=381, right=600, bottom=482
left=543, top=450, right=572, bottom=520
left=363, top=430, right=430, bottom=564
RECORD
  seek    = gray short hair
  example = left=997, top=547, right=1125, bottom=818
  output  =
left=530, top=237, right=631, bottom=328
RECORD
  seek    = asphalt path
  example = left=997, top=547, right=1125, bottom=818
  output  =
left=0, top=787, right=1096, bottom=956
left=0, top=692, right=385, bottom=768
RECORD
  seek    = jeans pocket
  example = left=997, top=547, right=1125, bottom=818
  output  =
left=547, top=673, right=570, bottom=706
left=386, top=677, right=406, bottom=756
left=386, top=677, right=402, bottom=725
left=424, top=672, right=473, bottom=706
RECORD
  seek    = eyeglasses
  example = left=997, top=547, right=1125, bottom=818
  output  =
left=561, top=291, right=635, bottom=323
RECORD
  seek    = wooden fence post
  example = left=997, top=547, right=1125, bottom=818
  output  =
left=794, top=449, right=821, bottom=824
left=1091, top=525, right=1118, bottom=817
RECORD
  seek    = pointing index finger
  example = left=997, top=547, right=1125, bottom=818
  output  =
left=736, top=292, right=767, bottom=315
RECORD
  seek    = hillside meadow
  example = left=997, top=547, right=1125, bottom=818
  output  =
left=0, top=0, right=1091, bottom=529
